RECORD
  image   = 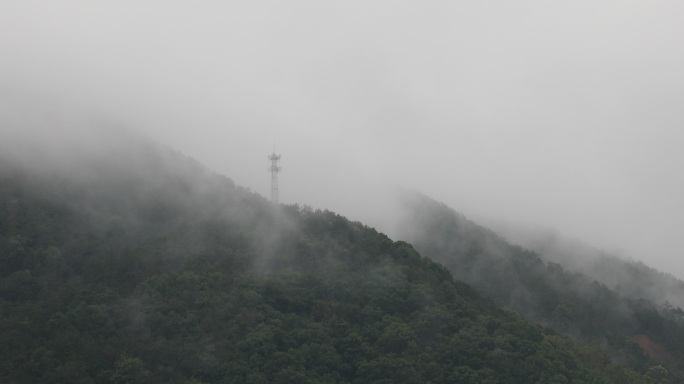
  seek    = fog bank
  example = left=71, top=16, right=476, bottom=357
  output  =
left=2, top=1, right=683, bottom=277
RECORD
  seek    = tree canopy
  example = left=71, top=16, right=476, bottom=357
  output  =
left=0, top=141, right=671, bottom=383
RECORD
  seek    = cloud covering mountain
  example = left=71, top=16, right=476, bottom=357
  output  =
left=2, top=1, right=683, bottom=276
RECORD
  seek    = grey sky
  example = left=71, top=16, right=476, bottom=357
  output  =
left=2, top=1, right=684, bottom=277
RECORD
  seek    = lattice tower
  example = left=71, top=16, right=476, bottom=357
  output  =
left=268, top=152, right=281, bottom=204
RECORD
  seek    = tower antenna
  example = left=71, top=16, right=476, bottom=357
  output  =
left=268, top=149, right=281, bottom=204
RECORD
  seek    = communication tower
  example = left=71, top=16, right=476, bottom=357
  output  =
left=268, top=151, right=281, bottom=204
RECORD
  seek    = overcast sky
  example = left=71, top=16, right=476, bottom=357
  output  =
left=2, top=1, right=684, bottom=277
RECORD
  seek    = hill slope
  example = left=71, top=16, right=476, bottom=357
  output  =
left=0, top=133, right=652, bottom=383
left=395, top=191, right=684, bottom=381
left=488, top=221, right=684, bottom=310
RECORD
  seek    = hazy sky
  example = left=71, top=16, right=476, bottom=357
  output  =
left=2, top=1, right=684, bottom=277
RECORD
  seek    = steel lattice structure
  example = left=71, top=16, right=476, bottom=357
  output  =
left=268, top=152, right=281, bottom=204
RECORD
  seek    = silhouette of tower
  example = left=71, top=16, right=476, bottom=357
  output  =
left=268, top=151, right=281, bottom=204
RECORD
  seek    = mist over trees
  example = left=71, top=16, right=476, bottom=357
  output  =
left=486, top=221, right=684, bottom=310
left=3, top=1, right=684, bottom=279
left=394, top=191, right=684, bottom=381
left=0, top=129, right=667, bottom=383
left=3, top=2, right=684, bottom=382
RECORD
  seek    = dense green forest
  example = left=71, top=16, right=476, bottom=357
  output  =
left=395, top=192, right=684, bottom=382
left=0, top=138, right=676, bottom=383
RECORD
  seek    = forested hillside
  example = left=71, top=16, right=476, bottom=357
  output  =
left=488, top=221, right=684, bottom=310
left=0, top=137, right=657, bottom=383
left=396, top=191, right=684, bottom=382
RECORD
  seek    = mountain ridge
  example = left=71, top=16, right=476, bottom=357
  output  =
left=0, top=132, right=672, bottom=383
left=485, top=219, right=684, bottom=309
left=393, top=190, right=684, bottom=379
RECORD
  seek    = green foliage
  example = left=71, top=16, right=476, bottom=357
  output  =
left=0, top=147, right=656, bottom=383
left=397, top=192, right=684, bottom=381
